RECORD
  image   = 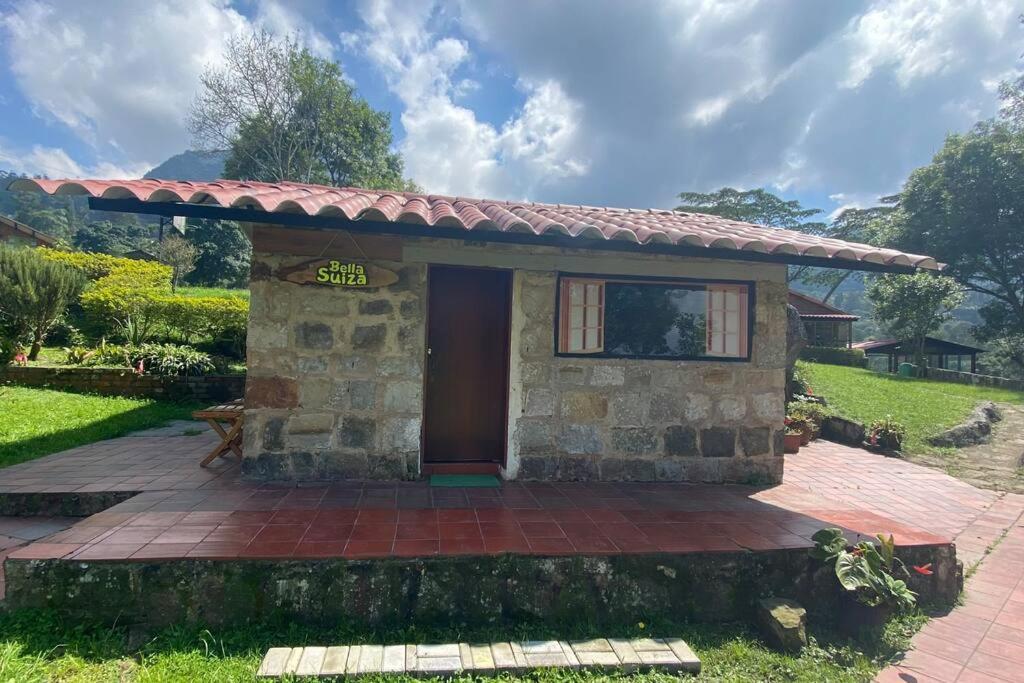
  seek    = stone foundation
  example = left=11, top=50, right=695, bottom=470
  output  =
left=3, top=543, right=958, bottom=631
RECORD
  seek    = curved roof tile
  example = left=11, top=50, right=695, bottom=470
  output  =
left=4, top=177, right=941, bottom=270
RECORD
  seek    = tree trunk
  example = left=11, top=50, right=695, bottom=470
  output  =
left=921, top=333, right=929, bottom=376
left=28, top=331, right=43, bottom=361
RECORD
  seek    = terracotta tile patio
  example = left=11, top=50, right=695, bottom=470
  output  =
left=0, top=435, right=989, bottom=563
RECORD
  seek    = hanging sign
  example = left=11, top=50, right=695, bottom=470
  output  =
left=277, top=259, right=399, bottom=288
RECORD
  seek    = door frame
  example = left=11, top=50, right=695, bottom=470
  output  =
left=421, top=263, right=514, bottom=473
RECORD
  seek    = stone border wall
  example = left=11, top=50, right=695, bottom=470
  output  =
left=0, top=366, right=244, bottom=402
left=4, top=543, right=957, bottom=631
left=926, top=367, right=1024, bottom=392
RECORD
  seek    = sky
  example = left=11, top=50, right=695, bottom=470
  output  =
left=0, top=0, right=1021, bottom=219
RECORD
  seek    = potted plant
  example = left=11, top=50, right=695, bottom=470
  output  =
left=787, top=398, right=833, bottom=441
left=810, top=528, right=917, bottom=634
left=783, top=426, right=803, bottom=453
left=864, top=415, right=906, bottom=456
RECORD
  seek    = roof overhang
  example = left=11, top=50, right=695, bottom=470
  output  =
left=86, top=196, right=923, bottom=274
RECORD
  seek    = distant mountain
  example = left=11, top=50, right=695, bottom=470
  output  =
left=144, top=150, right=226, bottom=182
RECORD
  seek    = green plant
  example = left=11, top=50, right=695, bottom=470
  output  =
left=867, top=415, right=907, bottom=451
left=0, top=246, right=87, bottom=360
left=61, top=346, right=96, bottom=365
left=811, top=528, right=917, bottom=611
left=127, top=343, right=214, bottom=377
left=787, top=397, right=834, bottom=431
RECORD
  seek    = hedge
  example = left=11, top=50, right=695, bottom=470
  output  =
left=39, top=249, right=171, bottom=283
left=799, top=345, right=868, bottom=367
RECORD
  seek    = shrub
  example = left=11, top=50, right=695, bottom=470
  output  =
left=867, top=415, right=907, bottom=451
left=0, top=246, right=87, bottom=359
left=811, top=528, right=916, bottom=611
left=39, top=249, right=171, bottom=283
left=799, top=345, right=868, bottom=367
left=158, top=296, right=248, bottom=350
left=128, top=343, right=214, bottom=376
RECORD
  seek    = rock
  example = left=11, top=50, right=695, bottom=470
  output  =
left=664, top=426, right=699, bottom=457
left=295, top=322, right=334, bottom=350
left=928, top=401, right=1002, bottom=448
left=822, top=415, right=865, bottom=446
left=700, top=427, right=736, bottom=458
left=757, top=597, right=807, bottom=653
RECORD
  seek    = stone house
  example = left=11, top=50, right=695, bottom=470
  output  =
left=8, top=178, right=940, bottom=485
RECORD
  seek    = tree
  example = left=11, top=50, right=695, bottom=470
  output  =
left=156, top=235, right=199, bottom=292
left=73, top=220, right=152, bottom=254
left=184, top=220, right=251, bottom=288
left=0, top=245, right=86, bottom=359
left=866, top=273, right=964, bottom=376
left=893, top=121, right=1024, bottom=346
left=676, top=187, right=829, bottom=284
left=190, top=30, right=414, bottom=190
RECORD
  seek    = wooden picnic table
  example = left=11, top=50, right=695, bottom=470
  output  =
left=192, top=398, right=244, bottom=467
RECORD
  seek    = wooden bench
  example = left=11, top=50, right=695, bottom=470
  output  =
left=192, top=399, right=244, bottom=467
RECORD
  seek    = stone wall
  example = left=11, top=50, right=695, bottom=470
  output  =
left=241, top=231, right=788, bottom=484
left=510, top=271, right=788, bottom=485
left=0, top=366, right=244, bottom=402
left=242, top=252, right=426, bottom=481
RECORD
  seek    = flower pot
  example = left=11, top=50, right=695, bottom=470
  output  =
left=784, top=433, right=802, bottom=453
left=800, top=429, right=812, bottom=446
left=838, top=599, right=894, bottom=636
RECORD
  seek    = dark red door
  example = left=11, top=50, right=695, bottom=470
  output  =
left=423, top=266, right=511, bottom=464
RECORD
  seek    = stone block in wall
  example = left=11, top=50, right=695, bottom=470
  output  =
left=262, top=416, right=286, bottom=451
left=664, top=426, right=699, bottom=457
left=518, top=455, right=558, bottom=480
left=297, top=357, right=328, bottom=374
left=600, top=457, right=656, bottom=481
left=358, top=298, right=394, bottom=315
left=648, top=392, right=683, bottom=422
left=558, top=424, right=603, bottom=454
left=557, top=455, right=598, bottom=481
left=701, top=427, right=736, bottom=458
left=351, top=324, right=386, bottom=351
left=382, top=417, right=421, bottom=452
left=561, top=392, right=608, bottom=420
left=557, top=366, right=586, bottom=385
left=684, top=393, right=712, bottom=422
left=523, top=388, right=555, bottom=417
left=590, top=366, right=625, bottom=386
left=515, top=420, right=554, bottom=454
left=611, top=392, right=646, bottom=425
left=246, top=377, right=299, bottom=409
left=611, top=427, right=659, bottom=455
left=716, top=395, right=747, bottom=422
left=752, top=392, right=783, bottom=422
left=330, top=379, right=377, bottom=411
left=295, top=322, right=334, bottom=350
left=740, top=427, right=770, bottom=456
left=338, top=416, right=377, bottom=449
left=383, top=381, right=422, bottom=413
left=378, top=356, right=420, bottom=379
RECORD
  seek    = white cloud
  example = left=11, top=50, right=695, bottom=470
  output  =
left=0, top=143, right=151, bottom=179
left=0, top=0, right=333, bottom=177
left=346, top=0, right=588, bottom=198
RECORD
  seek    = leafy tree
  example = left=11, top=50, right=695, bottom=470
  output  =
left=184, top=220, right=251, bottom=288
left=73, top=220, right=152, bottom=255
left=156, top=235, right=199, bottom=292
left=676, top=187, right=829, bottom=284
left=893, top=121, right=1024, bottom=346
left=190, top=30, right=414, bottom=190
left=0, top=245, right=87, bottom=359
left=866, top=272, right=964, bottom=376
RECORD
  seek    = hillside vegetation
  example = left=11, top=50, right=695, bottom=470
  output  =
left=799, top=361, right=1024, bottom=454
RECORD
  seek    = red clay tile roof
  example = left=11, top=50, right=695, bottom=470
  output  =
left=6, top=178, right=941, bottom=271
left=788, top=290, right=860, bottom=321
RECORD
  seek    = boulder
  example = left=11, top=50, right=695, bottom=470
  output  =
left=928, top=401, right=1002, bottom=448
left=821, top=416, right=866, bottom=446
left=757, top=597, right=807, bottom=653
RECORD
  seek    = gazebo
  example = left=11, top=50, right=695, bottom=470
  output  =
left=853, top=337, right=984, bottom=374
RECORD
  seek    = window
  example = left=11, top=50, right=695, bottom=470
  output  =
left=557, top=276, right=751, bottom=360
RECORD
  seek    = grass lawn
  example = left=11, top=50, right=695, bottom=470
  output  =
left=799, top=361, right=1024, bottom=454
left=175, top=285, right=249, bottom=300
left=0, top=608, right=926, bottom=682
left=0, top=386, right=199, bottom=468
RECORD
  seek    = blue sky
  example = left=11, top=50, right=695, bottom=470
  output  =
left=1, top=0, right=1021, bottom=220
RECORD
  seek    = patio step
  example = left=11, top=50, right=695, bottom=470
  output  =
left=257, top=638, right=701, bottom=678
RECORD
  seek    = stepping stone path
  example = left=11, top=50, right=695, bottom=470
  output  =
left=257, top=638, right=700, bottom=678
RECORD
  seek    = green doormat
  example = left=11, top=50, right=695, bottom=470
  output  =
left=429, top=474, right=500, bottom=488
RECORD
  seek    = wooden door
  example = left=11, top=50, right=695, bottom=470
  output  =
left=423, top=266, right=511, bottom=464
